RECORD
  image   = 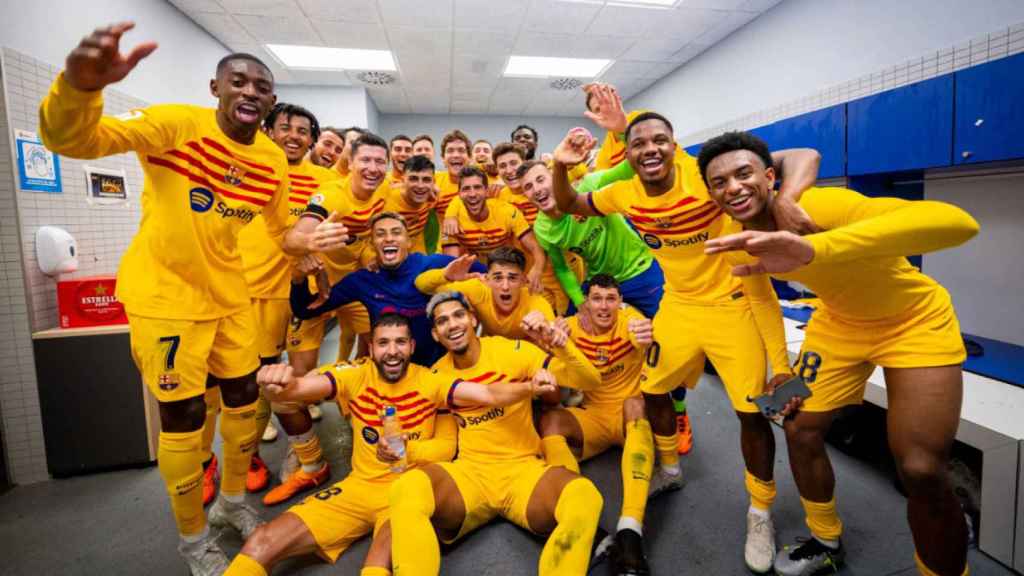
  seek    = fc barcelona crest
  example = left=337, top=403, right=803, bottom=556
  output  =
left=225, top=165, right=245, bottom=186
left=595, top=348, right=609, bottom=365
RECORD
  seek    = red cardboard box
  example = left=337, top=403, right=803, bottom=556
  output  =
left=57, top=275, right=127, bottom=328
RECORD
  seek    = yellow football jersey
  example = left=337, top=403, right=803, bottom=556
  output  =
left=302, top=179, right=387, bottom=283
left=567, top=307, right=647, bottom=408
left=748, top=187, right=977, bottom=324
left=239, top=159, right=338, bottom=298
left=434, top=171, right=461, bottom=219
left=590, top=151, right=742, bottom=303
left=39, top=73, right=290, bottom=320
left=441, top=199, right=530, bottom=262
left=320, top=359, right=454, bottom=482
left=415, top=271, right=554, bottom=338
left=383, top=185, right=435, bottom=254
left=497, top=186, right=539, bottom=224
left=431, top=336, right=599, bottom=463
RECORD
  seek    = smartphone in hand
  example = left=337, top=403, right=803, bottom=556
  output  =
left=748, top=375, right=812, bottom=419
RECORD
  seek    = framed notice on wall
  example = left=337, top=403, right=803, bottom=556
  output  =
left=14, top=129, right=61, bottom=193
left=84, top=166, right=130, bottom=205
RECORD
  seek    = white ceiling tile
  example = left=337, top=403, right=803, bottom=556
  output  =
left=489, top=102, right=529, bottom=115
left=297, top=0, right=380, bottom=23
left=390, top=26, right=452, bottom=63
left=641, top=60, right=681, bottom=79
left=695, top=9, right=757, bottom=45
left=452, top=53, right=504, bottom=82
left=310, top=20, right=389, bottom=49
left=679, top=0, right=749, bottom=9
left=453, top=30, right=516, bottom=57
left=585, top=4, right=660, bottom=38
left=233, top=13, right=320, bottom=44
left=451, top=100, right=489, bottom=114
left=643, top=6, right=728, bottom=38
left=169, top=0, right=225, bottom=14
left=523, top=0, right=602, bottom=35
left=188, top=12, right=256, bottom=44
left=601, top=60, right=657, bottom=79
left=220, top=0, right=299, bottom=17
left=454, top=0, right=529, bottom=34
left=378, top=0, right=454, bottom=29
left=619, top=36, right=690, bottom=60
left=286, top=69, right=354, bottom=85
left=570, top=36, right=635, bottom=60
left=669, top=42, right=710, bottom=63
left=495, top=77, right=551, bottom=96
left=513, top=32, right=576, bottom=57
left=739, top=0, right=783, bottom=11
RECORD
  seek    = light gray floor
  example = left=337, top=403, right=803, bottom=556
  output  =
left=0, top=331, right=1015, bottom=575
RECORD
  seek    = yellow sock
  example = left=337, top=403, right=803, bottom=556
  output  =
left=539, top=477, right=603, bottom=576
left=201, top=386, right=221, bottom=462
left=390, top=470, right=439, bottom=576
left=158, top=429, right=205, bottom=536
left=224, top=553, right=267, bottom=576
left=801, top=496, right=843, bottom=541
left=220, top=401, right=259, bottom=497
left=293, top=431, right=325, bottom=471
left=360, top=567, right=391, bottom=576
left=914, top=552, right=969, bottom=576
left=653, top=432, right=679, bottom=469
left=621, top=418, right=654, bottom=523
left=541, top=435, right=580, bottom=473
left=745, top=469, right=777, bottom=512
left=254, top=391, right=271, bottom=442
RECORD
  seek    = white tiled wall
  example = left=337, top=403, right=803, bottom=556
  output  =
left=0, top=47, right=149, bottom=484
left=680, top=22, right=1024, bottom=146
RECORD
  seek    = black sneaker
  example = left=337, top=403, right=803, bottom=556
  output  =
left=589, top=526, right=612, bottom=572
left=773, top=537, right=844, bottom=575
left=608, top=529, right=650, bottom=575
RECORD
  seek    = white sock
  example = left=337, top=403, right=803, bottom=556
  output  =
left=661, top=463, right=681, bottom=476
left=814, top=535, right=839, bottom=549
left=181, top=525, right=209, bottom=544
left=748, top=506, right=771, bottom=519
left=617, top=516, right=643, bottom=535
left=300, top=461, right=325, bottom=473
left=220, top=492, right=245, bottom=504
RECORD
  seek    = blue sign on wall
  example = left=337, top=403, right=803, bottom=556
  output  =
left=15, top=129, right=62, bottom=193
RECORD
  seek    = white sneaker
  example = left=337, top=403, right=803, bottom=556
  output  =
left=208, top=497, right=264, bottom=540
left=744, top=511, right=776, bottom=573
left=647, top=467, right=683, bottom=499
left=178, top=531, right=228, bottom=576
left=308, top=403, right=323, bottom=421
left=261, top=422, right=278, bottom=442
left=279, top=445, right=299, bottom=484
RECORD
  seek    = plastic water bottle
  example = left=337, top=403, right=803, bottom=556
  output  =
left=382, top=405, right=407, bottom=473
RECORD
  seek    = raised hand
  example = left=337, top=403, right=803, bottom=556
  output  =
left=526, top=266, right=544, bottom=294
left=575, top=300, right=596, bottom=335
left=294, top=253, right=324, bottom=277
left=257, top=364, right=296, bottom=401
left=553, top=127, right=597, bottom=167
left=519, top=310, right=549, bottom=334
left=772, top=195, right=821, bottom=235
left=308, top=211, right=349, bottom=252
left=627, top=316, right=654, bottom=346
left=65, top=22, right=158, bottom=92
left=443, top=254, right=483, bottom=282
left=487, top=182, right=504, bottom=198
left=530, top=369, right=559, bottom=397
left=583, top=83, right=628, bottom=134
left=376, top=433, right=406, bottom=463
left=704, top=230, right=815, bottom=276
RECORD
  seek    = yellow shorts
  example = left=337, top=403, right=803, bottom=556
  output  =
left=251, top=298, right=291, bottom=360
left=127, top=308, right=259, bottom=403
left=438, top=457, right=553, bottom=543
left=641, top=295, right=767, bottom=413
left=285, top=302, right=371, bottom=354
left=288, top=475, right=390, bottom=563
left=566, top=404, right=625, bottom=460
left=795, top=303, right=966, bottom=412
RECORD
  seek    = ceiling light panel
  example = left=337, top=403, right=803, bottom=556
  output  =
left=265, top=44, right=397, bottom=71
left=503, top=56, right=611, bottom=78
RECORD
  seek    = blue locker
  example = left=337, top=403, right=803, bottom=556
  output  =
left=748, top=105, right=846, bottom=178
left=955, top=51, right=1024, bottom=164
left=847, top=74, right=954, bottom=175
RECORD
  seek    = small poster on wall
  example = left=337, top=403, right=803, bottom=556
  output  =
left=84, top=166, right=130, bottom=205
left=14, top=129, right=62, bottom=193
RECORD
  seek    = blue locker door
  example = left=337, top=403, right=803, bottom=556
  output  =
left=955, top=52, right=1024, bottom=164
left=749, top=105, right=846, bottom=178
left=847, top=74, right=954, bottom=175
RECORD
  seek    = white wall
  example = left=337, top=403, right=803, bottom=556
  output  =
left=0, top=0, right=227, bottom=106
left=627, top=0, right=1024, bottom=141
left=275, top=85, right=373, bottom=131
left=365, top=93, right=380, bottom=134
left=924, top=174, right=1024, bottom=347
left=378, top=114, right=598, bottom=164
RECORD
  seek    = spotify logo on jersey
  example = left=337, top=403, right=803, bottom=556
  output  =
left=643, top=233, right=662, bottom=249
left=190, top=187, right=214, bottom=213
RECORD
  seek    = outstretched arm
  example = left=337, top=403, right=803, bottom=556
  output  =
left=405, top=412, right=458, bottom=465
left=449, top=370, right=558, bottom=408
left=257, top=363, right=334, bottom=404
left=552, top=129, right=602, bottom=216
